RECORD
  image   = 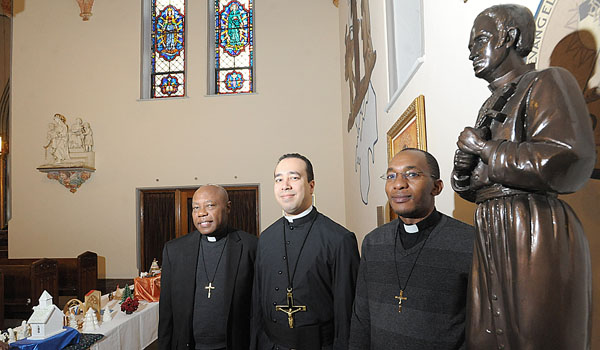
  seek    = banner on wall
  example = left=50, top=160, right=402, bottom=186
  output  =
left=528, top=0, right=600, bottom=178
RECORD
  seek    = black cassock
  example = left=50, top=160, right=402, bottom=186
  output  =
left=251, top=208, right=360, bottom=350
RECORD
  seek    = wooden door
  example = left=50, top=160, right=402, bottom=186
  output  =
left=140, top=191, right=176, bottom=273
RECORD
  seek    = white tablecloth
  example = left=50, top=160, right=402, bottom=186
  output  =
left=89, top=296, right=159, bottom=350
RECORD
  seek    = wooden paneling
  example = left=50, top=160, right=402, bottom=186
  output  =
left=56, top=251, right=98, bottom=299
left=57, top=258, right=77, bottom=295
left=140, top=191, right=176, bottom=272
left=0, top=258, right=59, bottom=319
left=0, top=251, right=97, bottom=303
left=0, top=229, right=6, bottom=258
left=30, top=259, right=59, bottom=304
left=0, top=270, right=4, bottom=329
left=225, top=186, right=259, bottom=236
left=0, top=13, right=11, bottom=229
left=77, top=251, right=98, bottom=300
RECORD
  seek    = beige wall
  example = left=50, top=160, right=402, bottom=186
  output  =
left=338, top=0, right=600, bottom=347
left=9, top=0, right=346, bottom=278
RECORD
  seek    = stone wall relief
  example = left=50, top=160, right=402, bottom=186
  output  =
left=37, top=113, right=95, bottom=193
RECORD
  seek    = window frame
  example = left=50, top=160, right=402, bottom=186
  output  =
left=208, top=0, right=255, bottom=95
left=141, top=0, right=188, bottom=100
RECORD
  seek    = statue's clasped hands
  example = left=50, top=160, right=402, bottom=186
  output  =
left=457, top=127, right=488, bottom=155
left=454, top=127, right=489, bottom=172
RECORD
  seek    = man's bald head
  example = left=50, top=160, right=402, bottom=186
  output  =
left=196, top=184, right=230, bottom=202
left=192, top=185, right=231, bottom=235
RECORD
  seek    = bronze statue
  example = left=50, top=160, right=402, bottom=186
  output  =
left=451, top=4, right=596, bottom=350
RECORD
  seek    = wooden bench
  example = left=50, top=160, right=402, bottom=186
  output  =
left=0, top=251, right=97, bottom=300
left=0, top=251, right=97, bottom=319
left=56, top=251, right=98, bottom=300
left=0, top=258, right=58, bottom=319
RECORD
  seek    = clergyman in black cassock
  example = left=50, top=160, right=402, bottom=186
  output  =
left=251, top=154, right=360, bottom=350
left=159, top=185, right=257, bottom=350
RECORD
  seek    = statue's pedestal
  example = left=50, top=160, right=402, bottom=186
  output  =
left=37, top=152, right=95, bottom=193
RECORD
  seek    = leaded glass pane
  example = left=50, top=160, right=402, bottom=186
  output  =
left=152, top=0, right=185, bottom=98
left=215, top=0, right=254, bottom=94
left=218, top=69, right=252, bottom=93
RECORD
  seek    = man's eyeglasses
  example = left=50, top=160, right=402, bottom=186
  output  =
left=380, top=170, right=437, bottom=182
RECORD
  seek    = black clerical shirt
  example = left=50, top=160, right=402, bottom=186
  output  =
left=193, top=234, right=228, bottom=350
left=398, top=209, right=442, bottom=250
left=252, top=208, right=360, bottom=350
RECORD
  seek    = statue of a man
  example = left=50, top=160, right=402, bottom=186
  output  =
left=452, top=4, right=595, bottom=349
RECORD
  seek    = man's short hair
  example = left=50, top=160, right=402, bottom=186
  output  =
left=479, top=4, right=535, bottom=57
left=277, top=153, right=314, bottom=182
left=399, top=148, right=440, bottom=180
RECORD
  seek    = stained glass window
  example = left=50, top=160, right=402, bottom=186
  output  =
left=151, top=0, right=185, bottom=98
left=215, top=0, right=254, bottom=94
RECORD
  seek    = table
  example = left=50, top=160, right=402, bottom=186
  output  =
left=88, top=296, right=159, bottom=350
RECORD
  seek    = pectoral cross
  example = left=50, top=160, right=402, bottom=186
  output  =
left=275, top=289, right=306, bottom=328
left=205, top=282, right=215, bottom=298
left=394, top=290, right=407, bottom=313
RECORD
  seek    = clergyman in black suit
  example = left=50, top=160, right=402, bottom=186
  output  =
left=159, top=184, right=258, bottom=350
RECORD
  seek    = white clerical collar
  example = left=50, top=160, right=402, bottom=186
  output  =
left=203, top=229, right=228, bottom=243
left=285, top=206, right=314, bottom=223
left=404, top=224, right=419, bottom=233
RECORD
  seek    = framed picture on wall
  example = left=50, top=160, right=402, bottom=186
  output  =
left=386, top=95, right=427, bottom=221
left=387, top=95, right=427, bottom=161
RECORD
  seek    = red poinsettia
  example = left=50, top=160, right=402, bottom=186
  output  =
left=121, top=297, right=139, bottom=314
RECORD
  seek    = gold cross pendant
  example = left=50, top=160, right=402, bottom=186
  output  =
left=394, top=290, right=407, bottom=313
left=205, top=282, right=215, bottom=298
left=275, top=289, right=307, bottom=328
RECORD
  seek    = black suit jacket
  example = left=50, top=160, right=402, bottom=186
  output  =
left=159, top=229, right=258, bottom=350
